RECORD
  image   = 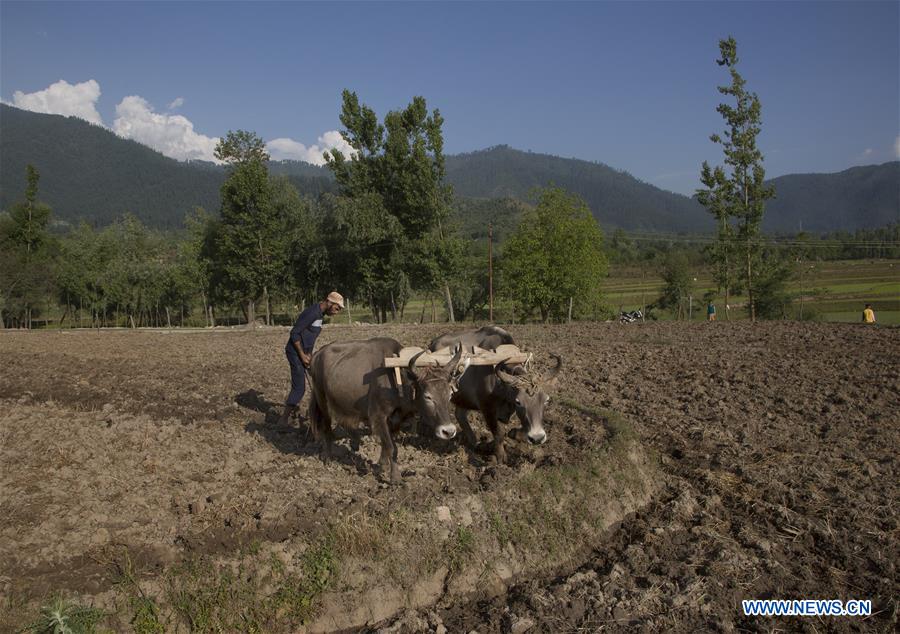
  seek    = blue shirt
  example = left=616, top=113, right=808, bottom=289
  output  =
left=288, top=303, right=324, bottom=352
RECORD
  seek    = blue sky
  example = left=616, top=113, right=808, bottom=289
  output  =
left=2, top=0, right=897, bottom=195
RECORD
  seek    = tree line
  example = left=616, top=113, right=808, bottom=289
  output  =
left=3, top=40, right=897, bottom=328
left=0, top=92, right=607, bottom=329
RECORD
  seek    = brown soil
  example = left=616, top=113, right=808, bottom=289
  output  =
left=0, top=321, right=897, bottom=633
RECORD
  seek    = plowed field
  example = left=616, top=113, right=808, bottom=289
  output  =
left=1, top=321, right=896, bottom=633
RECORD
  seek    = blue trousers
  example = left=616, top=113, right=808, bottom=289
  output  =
left=285, top=344, right=309, bottom=406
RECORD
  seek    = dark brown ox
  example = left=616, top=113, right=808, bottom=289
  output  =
left=428, top=326, right=562, bottom=463
left=307, top=337, right=466, bottom=484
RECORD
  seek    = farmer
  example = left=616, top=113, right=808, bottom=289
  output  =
left=707, top=301, right=717, bottom=322
left=862, top=303, right=876, bottom=324
left=279, top=291, right=344, bottom=425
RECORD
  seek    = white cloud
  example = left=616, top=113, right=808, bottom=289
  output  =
left=266, top=131, right=354, bottom=165
left=113, top=96, right=220, bottom=162
left=10, top=79, right=357, bottom=166
left=12, top=79, right=103, bottom=125
left=863, top=148, right=873, bottom=157
left=895, top=136, right=900, bottom=159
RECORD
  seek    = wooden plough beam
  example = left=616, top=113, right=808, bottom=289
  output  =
left=384, top=344, right=530, bottom=385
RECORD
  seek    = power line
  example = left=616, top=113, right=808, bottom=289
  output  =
left=617, top=231, right=900, bottom=248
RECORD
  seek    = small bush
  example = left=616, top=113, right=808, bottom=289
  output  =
left=26, top=596, right=105, bottom=634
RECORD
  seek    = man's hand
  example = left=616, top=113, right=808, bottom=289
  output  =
left=300, top=350, right=311, bottom=368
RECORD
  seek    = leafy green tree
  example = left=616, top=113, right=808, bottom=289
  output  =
left=0, top=165, right=55, bottom=328
left=699, top=37, right=775, bottom=321
left=754, top=252, right=796, bottom=320
left=325, top=90, right=457, bottom=322
left=212, top=130, right=287, bottom=324
left=656, top=252, right=695, bottom=320
left=697, top=162, right=735, bottom=318
left=315, top=191, right=406, bottom=322
left=501, top=187, right=607, bottom=322
left=184, top=208, right=218, bottom=326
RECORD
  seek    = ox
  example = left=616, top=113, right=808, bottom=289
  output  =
left=307, top=337, right=467, bottom=484
left=428, top=326, right=562, bottom=463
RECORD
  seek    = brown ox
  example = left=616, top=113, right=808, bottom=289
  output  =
left=307, top=337, right=466, bottom=484
left=428, top=326, right=562, bottom=463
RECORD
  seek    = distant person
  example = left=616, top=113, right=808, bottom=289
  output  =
left=279, top=291, right=344, bottom=425
left=862, top=303, right=876, bottom=324
left=707, top=302, right=717, bottom=322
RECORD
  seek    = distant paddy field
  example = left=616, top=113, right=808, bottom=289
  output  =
left=605, top=259, right=900, bottom=325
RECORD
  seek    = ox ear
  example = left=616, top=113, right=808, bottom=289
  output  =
left=542, top=353, right=563, bottom=386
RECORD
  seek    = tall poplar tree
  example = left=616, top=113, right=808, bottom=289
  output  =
left=213, top=130, right=284, bottom=324
left=697, top=37, right=775, bottom=321
left=325, top=90, right=458, bottom=322
left=1, top=165, right=53, bottom=328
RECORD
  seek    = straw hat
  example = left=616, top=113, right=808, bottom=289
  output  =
left=326, top=291, right=345, bottom=308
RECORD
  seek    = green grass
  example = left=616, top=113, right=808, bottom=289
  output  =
left=22, top=258, right=898, bottom=328
left=605, top=259, right=899, bottom=324
left=24, top=596, right=106, bottom=634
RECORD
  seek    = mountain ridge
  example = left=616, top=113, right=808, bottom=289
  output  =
left=2, top=104, right=896, bottom=233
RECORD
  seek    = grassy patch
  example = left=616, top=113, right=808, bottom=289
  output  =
left=24, top=595, right=106, bottom=634
left=447, top=525, right=477, bottom=573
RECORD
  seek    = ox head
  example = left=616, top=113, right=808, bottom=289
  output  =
left=495, top=353, right=563, bottom=446
left=407, top=345, right=471, bottom=440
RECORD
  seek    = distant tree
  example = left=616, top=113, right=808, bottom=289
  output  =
left=214, top=129, right=270, bottom=165
left=697, top=162, right=735, bottom=318
left=753, top=252, right=796, bottom=320
left=184, top=207, right=218, bottom=326
left=698, top=37, right=775, bottom=321
left=656, top=252, right=695, bottom=320
left=315, top=191, right=407, bottom=322
left=212, top=130, right=286, bottom=324
left=269, top=176, right=319, bottom=307
left=0, top=165, right=54, bottom=328
left=325, top=90, right=458, bottom=322
left=501, top=187, right=607, bottom=322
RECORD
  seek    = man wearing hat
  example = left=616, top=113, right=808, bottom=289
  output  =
left=279, top=291, right=344, bottom=425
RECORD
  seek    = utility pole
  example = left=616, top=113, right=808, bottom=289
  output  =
left=488, top=223, right=494, bottom=322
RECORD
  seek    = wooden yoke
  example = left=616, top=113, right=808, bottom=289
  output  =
left=385, top=344, right=530, bottom=386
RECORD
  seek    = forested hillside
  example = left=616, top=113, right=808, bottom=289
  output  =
left=0, top=105, right=334, bottom=228
left=1, top=104, right=222, bottom=228
left=2, top=105, right=897, bottom=233
left=764, top=162, right=900, bottom=232
left=445, top=145, right=712, bottom=232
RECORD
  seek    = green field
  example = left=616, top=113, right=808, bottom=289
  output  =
left=604, top=259, right=900, bottom=324
left=22, top=259, right=900, bottom=328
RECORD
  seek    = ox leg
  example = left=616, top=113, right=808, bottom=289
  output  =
left=455, top=407, right=478, bottom=448
left=349, top=428, right=362, bottom=453
left=372, top=415, right=401, bottom=485
left=484, top=405, right=507, bottom=464
left=309, top=396, right=336, bottom=462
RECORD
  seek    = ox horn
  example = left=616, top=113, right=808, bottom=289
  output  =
left=495, top=359, right=521, bottom=386
left=442, top=344, right=464, bottom=378
left=408, top=350, right=427, bottom=381
left=542, top=353, right=563, bottom=382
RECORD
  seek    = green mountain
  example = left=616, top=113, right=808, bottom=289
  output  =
left=0, top=104, right=334, bottom=229
left=445, top=145, right=712, bottom=232
left=2, top=104, right=897, bottom=234
left=763, top=162, right=900, bottom=233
